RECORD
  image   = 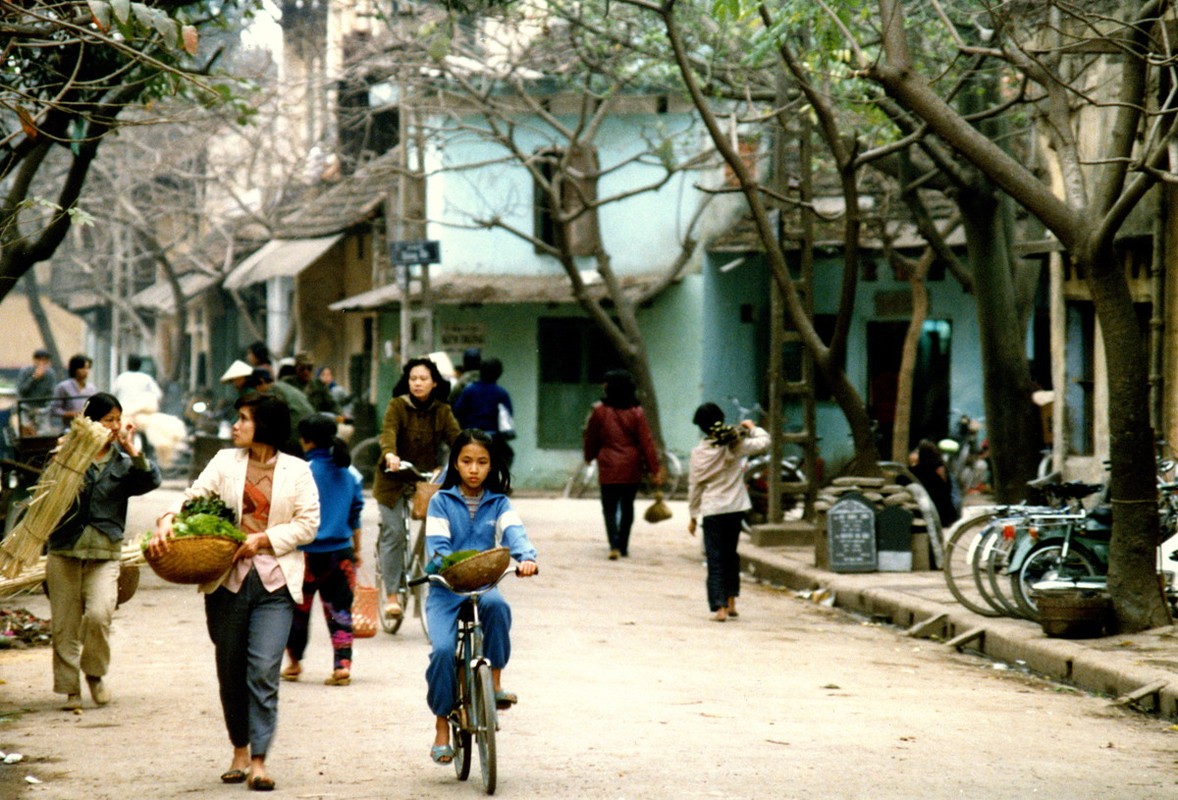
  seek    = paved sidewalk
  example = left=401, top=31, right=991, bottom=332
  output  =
left=739, top=537, right=1178, bottom=719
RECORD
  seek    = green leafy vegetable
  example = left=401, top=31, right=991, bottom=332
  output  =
left=440, top=549, right=480, bottom=571
left=140, top=494, right=244, bottom=550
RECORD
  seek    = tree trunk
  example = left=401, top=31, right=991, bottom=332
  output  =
left=959, top=190, right=1042, bottom=502
left=892, top=259, right=930, bottom=464
left=1083, top=245, right=1171, bottom=632
left=22, top=271, right=61, bottom=367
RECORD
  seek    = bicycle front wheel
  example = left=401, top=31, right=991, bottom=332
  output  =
left=942, top=512, right=1002, bottom=617
left=410, top=524, right=430, bottom=642
left=1011, top=540, right=1102, bottom=618
left=474, top=663, right=498, bottom=794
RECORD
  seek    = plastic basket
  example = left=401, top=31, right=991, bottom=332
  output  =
left=144, top=536, right=240, bottom=584
left=440, top=547, right=510, bottom=592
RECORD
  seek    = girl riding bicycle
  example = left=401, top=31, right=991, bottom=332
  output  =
left=422, top=428, right=538, bottom=765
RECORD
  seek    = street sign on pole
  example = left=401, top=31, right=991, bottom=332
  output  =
left=391, top=239, right=441, bottom=266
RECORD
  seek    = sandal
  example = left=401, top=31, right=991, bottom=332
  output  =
left=431, top=744, right=454, bottom=765
left=494, top=689, right=518, bottom=709
left=248, top=775, right=275, bottom=791
left=324, top=671, right=351, bottom=686
left=280, top=665, right=301, bottom=682
left=220, top=769, right=248, bottom=784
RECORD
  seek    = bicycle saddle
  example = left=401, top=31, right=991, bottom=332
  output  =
left=1044, top=481, right=1104, bottom=501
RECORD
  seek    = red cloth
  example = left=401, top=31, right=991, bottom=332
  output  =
left=583, top=402, right=660, bottom=485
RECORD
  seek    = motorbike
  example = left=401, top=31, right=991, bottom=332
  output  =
left=939, top=412, right=988, bottom=497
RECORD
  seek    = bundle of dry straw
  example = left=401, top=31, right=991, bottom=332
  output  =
left=0, top=417, right=112, bottom=579
left=0, top=543, right=144, bottom=598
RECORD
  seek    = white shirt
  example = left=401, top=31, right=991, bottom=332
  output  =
left=112, top=370, right=163, bottom=414
left=687, top=425, right=770, bottom=520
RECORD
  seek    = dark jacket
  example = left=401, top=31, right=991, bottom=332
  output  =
left=583, top=402, right=659, bottom=485
left=372, top=395, right=461, bottom=508
left=452, top=381, right=512, bottom=434
left=48, top=451, right=162, bottom=551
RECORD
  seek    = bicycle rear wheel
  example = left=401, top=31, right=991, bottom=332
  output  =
left=563, top=460, right=597, bottom=498
left=474, top=663, right=497, bottom=794
left=942, top=512, right=1001, bottom=617
left=451, top=714, right=472, bottom=781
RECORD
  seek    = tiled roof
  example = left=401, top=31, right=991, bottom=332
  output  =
left=274, top=149, right=402, bottom=239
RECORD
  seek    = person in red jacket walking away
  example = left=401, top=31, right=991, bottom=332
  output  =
left=582, top=369, right=662, bottom=560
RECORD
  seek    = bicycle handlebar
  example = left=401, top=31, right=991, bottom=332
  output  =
left=409, top=564, right=538, bottom=591
left=385, top=460, right=437, bottom=480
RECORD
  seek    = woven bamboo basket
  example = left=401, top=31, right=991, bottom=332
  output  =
left=145, top=536, right=240, bottom=584
left=116, top=563, right=140, bottom=607
left=411, top=482, right=441, bottom=520
left=440, top=547, right=510, bottom=591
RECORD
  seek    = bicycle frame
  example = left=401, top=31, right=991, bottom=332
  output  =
left=413, top=568, right=511, bottom=793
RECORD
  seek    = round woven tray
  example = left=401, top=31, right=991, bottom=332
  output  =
left=145, top=536, right=240, bottom=584
left=116, top=563, right=140, bottom=607
left=440, top=547, right=510, bottom=591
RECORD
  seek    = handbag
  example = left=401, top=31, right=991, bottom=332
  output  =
left=352, top=583, right=379, bottom=638
left=644, top=490, right=673, bottom=524
left=497, top=402, right=516, bottom=440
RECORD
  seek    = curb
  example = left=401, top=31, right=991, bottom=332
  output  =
left=740, top=541, right=1178, bottom=719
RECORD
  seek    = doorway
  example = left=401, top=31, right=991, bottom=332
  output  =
left=866, top=319, right=952, bottom=457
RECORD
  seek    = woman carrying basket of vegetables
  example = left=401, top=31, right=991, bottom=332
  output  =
left=423, top=428, right=537, bottom=766
left=46, top=392, right=161, bottom=711
left=148, top=392, right=319, bottom=792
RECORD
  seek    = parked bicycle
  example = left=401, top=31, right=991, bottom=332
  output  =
left=943, top=464, right=1178, bottom=622
left=411, top=566, right=525, bottom=795
left=562, top=449, right=684, bottom=499
left=375, top=461, right=435, bottom=637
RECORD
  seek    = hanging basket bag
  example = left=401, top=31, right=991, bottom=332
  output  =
left=412, top=483, right=442, bottom=520
left=352, top=583, right=379, bottom=638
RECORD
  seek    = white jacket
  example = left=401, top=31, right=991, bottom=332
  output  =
left=170, top=448, right=320, bottom=603
left=687, top=425, right=770, bottom=521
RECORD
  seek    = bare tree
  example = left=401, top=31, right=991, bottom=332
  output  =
left=1, top=0, right=237, bottom=306
left=855, top=0, right=1176, bottom=631
left=363, top=3, right=730, bottom=452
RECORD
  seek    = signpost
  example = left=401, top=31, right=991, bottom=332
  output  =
left=390, top=240, right=441, bottom=366
left=390, top=239, right=441, bottom=266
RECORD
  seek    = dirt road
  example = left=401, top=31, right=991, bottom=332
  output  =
left=1, top=489, right=1177, bottom=799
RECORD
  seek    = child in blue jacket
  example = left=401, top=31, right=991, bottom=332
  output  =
left=282, top=413, right=364, bottom=686
left=423, top=428, right=538, bottom=765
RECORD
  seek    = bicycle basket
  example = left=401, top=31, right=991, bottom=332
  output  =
left=411, top=482, right=441, bottom=520
left=440, top=547, right=510, bottom=591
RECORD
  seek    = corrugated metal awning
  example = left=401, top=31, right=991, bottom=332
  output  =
left=329, top=273, right=666, bottom=311
left=223, top=235, right=343, bottom=290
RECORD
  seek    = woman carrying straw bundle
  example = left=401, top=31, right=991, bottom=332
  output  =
left=148, top=392, right=319, bottom=792
left=46, top=392, right=161, bottom=710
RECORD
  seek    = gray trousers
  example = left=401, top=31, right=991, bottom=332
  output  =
left=204, top=569, right=293, bottom=757
left=377, top=496, right=410, bottom=598
left=46, top=554, right=119, bottom=695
